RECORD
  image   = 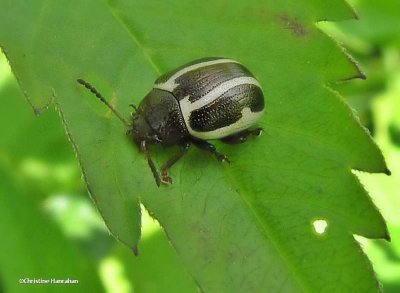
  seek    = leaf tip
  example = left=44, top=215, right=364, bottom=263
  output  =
left=1, top=45, right=54, bottom=115
left=132, top=245, right=139, bottom=256
left=384, top=168, right=391, bottom=176
left=346, top=2, right=359, bottom=20
left=358, top=72, right=367, bottom=80
left=341, top=48, right=367, bottom=81
left=33, top=107, right=43, bottom=116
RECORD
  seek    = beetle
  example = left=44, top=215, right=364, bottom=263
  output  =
left=77, top=57, right=265, bottom=186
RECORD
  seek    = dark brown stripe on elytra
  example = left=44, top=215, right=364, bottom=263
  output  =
left=189, top=84, right=264, bottom=132
left=172, top=62, right=253, bottom=102
left=155, top=57, right=224, bottom=84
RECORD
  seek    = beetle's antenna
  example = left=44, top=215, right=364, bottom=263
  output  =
left=140, top=141, right=161, bottom=187
left=77, top=79, right=130, bottom=127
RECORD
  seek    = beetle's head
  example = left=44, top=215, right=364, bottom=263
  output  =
left=76, top=79, right=164, bottom=146
left=130, top=111, right=162, bottom=146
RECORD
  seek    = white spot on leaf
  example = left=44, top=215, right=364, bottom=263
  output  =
left=312, top=219, right=328, bottom=235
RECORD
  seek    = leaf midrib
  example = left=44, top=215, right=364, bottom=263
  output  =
left=224, top=169, right=312, bottom=292
left=107, top=4, right=161, bottom=76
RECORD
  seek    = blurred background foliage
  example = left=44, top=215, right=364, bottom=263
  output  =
left=0, top=0, right=399, bottom=292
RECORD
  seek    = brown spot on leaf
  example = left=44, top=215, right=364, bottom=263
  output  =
left=259, top=8, right=268, bottom=19
left=279, top=14, right=309, bottom=37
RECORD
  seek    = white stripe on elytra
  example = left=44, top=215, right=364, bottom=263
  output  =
left=180, top=76, right=261, bottom=110
left=154, top=58, right=239, bottom=92
left=179, top=76, right=262, bottom=137
left=188, top=107, right=264, bottom=140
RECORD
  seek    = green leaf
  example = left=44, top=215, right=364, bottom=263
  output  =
left=305, top=2, right=400, bottom=290
left=0, top=0, right=389, bottom=291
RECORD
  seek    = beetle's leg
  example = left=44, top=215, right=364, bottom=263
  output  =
left=191, top=139, right=230, bottom=163
left=221, top=128, right=263, bottom=144
left=140, top=141, right=161, bottom=187
left=129, top=104, right=138, bottom=118
left=126, top=128, right=133, bottom=136
left=129, top=104, right=137, bottom=111
left=160, top=141, right=191, bottom=184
